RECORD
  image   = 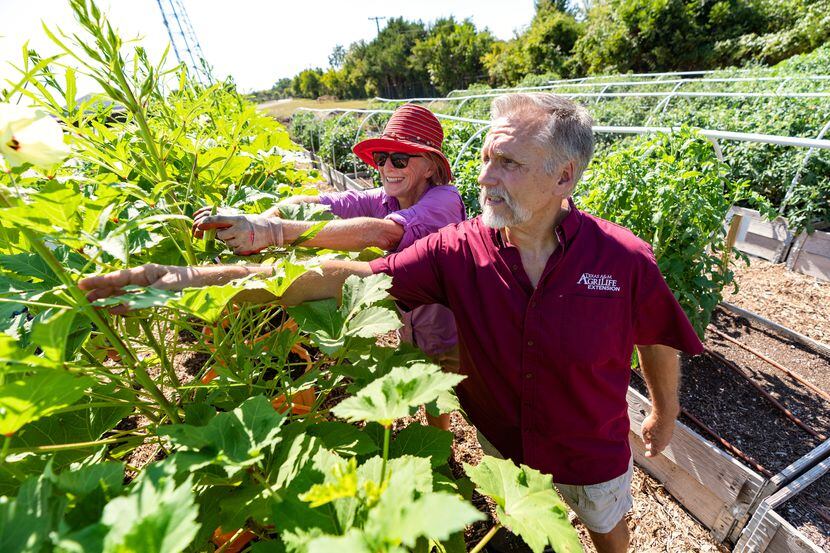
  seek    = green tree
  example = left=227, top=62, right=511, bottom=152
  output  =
left=320, top=68, right=355, bottom=98
left=570, top=0, right=767, bottom=75
left=410, top=17, right=495, bottom=95
left=713, top=0, right=830, bottom=66
left=292, top=68, right=323, bottom=98
left=329, top=44, right=346, bottom=68
left=483, top=4, right=582, bottom=85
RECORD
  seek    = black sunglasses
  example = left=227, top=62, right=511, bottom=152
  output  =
left=372, top=151, right=421, bottom=169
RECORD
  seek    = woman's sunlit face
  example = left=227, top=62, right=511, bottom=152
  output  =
left=378, top=153, right=435, bottom=202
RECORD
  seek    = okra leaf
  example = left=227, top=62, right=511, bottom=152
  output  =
left=50, top=461, right=124, bottom=497
left=0, top=371, right=94, bottom=436
left=30, top=308, right=80, bottom=363
left=344, top=306, right=401, bottom=338
left=0, top=474, right=64, bottom=553
left=305, top=454, right=482, bottom=553
left=287, top=298, right=346, bottom=354
left=389, top=424, right=452, bottom=468
left=464, top=456, right=582, bottom=553
left=340, top=274, right=393, bottom=318
left=0, top=186, right=82, bottom=237
left=159, top=396, right=286, bottom=471
left=259, top=257, right=313, bottom=298
left=100, top=470, right=200, bottom=553
left=307, top=422, right=378, bottom=456
left=90, top=285, right=177, bottom=311
left=0, top=253, right=61, bottom=286
left=299, top=457, right=359, bottom=508
left=358, top=455, right=433, bottom=497
left=170, top=283, right=248, bottom=324
left=306, top=531, right=375, bottom=553
left=0, top=386, right=133, bottom=495
left=332, top=364, right=464, bottom=427
left=0, top=334, right=54, bottom=369
left=366, top=491, right=484, bottom=548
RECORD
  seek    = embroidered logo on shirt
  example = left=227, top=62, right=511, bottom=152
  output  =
left=577, top=273, right=622, bottom=292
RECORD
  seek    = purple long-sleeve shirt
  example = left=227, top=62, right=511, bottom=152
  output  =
left=317, top=185, right=465, bottom=356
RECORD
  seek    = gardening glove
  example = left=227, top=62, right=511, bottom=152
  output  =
left=194, top=212, right=284, bottom=255
left=192, top=205, right=243, bottom=238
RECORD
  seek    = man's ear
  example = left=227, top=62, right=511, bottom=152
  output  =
left=555, top=160, right=576, bottom=196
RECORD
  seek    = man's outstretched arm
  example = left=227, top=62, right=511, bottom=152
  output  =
left=77, top=260, right=374, bottom=308
left=636, top=343, right=681, bottom=458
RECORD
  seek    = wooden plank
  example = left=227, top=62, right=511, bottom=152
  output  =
left=627, top=388, right=765, bottom=542
left=792, top=251, right=830, bottom=281
left=736, top=503, right=777, bottom=552
left=765, top=455, right=830, bottom=510
left=746, top=218, right=787, bottom=241
left=729, top=438, right=830, bottom=542
left=728, top=206, right=791, bottom=262
left=318, top=162, right=373, bottom=193
left=740, top=234, right=785, bottom=261
left=737, top=457, right=830, bottom=551
left=737, top=509, right=825, bottom=553
left=802, top=229, right=830, bottom=257
left=765, top=512, right=825, bottom=553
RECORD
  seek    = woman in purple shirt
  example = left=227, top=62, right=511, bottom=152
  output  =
left=194, top=105, right=465, bottom=427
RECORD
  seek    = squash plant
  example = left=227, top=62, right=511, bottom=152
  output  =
left=0, top=1, right=583, bottom=552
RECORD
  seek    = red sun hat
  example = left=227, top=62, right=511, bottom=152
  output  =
left=353, top=104, right=453, bottom=182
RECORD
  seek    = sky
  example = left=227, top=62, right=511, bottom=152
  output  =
left=0, top=0, right=537, bottom=94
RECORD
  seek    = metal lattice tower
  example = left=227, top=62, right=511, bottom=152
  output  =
left=155, top=0, right=213, bottom=85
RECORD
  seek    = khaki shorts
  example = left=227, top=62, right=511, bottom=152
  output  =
left=477, top=431, right=633, bottom=534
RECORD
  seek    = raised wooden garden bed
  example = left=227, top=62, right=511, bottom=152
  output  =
left=735, top=454, right=830, bottom=552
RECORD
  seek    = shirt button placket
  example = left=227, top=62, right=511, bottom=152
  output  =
left=522, top=292, right=542, bottom=457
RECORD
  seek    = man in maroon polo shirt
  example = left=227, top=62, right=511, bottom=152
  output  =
left=80, top=93, right=703, bottom=553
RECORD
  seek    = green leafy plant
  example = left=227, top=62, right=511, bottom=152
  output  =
left=577, top=127, right=774, bottom=336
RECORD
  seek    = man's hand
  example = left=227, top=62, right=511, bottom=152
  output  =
left=636, top=343, right=681, bottom=459
left=641, top=410, right=677, bottom=458
left=78, top=264, right=199, bottom=313
left=193, top=207, right=284, bottom=255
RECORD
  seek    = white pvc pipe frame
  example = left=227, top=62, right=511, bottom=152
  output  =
left=444, top=74, right=830, bottom=98
left=295, top=107, right=830, bottom=206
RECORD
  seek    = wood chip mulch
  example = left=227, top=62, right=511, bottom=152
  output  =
left=723, top=256, right=830, bottom=344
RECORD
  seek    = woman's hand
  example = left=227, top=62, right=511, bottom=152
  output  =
left=193, top=209, right=284, bottom=255
left=191, top=205, right=241, bottom=238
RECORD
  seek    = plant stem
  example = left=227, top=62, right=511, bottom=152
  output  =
left=0, top=187, right=181, bottom=424
left=0, top=436, right=11, bottom=463
left=108, top=56, right=196, bottom=265
left=7, top=435, right=144, bottom=454
left=470, top=524, right=502, bottom=553
left=138, top=318, right=180, bottom=388
left=380, top=424, right=391, bottom=483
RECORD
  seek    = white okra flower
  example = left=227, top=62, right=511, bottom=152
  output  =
left=0, top=103, right=70, bottom=169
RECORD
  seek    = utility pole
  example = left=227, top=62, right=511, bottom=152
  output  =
left=368, top=16, right=386, bottom=35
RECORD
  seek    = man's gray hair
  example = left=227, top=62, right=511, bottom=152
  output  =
left=490, top=93, right=595, bottom=183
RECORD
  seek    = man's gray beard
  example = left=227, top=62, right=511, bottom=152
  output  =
left=480, top=187, right=532, bottom=228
